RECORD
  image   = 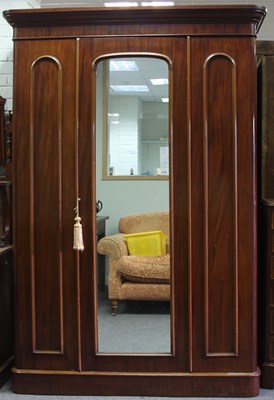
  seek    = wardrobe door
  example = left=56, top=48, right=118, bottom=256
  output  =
left=190, top=37, right=258, bottom=372
left=13, top=40, right=79, bottom=370
left=78, top=37, right=189, bottom=373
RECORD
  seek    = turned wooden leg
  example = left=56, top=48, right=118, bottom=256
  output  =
left=111, top=300, right=118, bottom=316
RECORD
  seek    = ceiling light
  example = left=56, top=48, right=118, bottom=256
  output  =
left=108, top=113, right=120, bottom=117
left=110, top=60, right=139, bottom=71
left=111, top=85, right=150, bottom=92
left=104, top=2, right=138, bottom=6
left=150, top=78, right=169, bottom=85
left=162, top=98, right=169, bottom=103
left=141, top=2, right=174, bottom=6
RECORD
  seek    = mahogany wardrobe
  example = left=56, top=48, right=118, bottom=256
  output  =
left=4, top=5, right=266, bottom=397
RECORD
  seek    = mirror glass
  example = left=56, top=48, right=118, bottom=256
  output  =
left=96, top=56, right=171, bottom=353
left=101, top=57, right=169, bottom=179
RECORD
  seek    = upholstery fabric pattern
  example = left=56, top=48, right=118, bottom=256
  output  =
left=97, top=211, right=170, bottom=314
left=117, top=254, right=170, bottom=283
left=119, top=282, right=170, bottom=301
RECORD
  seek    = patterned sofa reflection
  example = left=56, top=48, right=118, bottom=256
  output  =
left=97, top=211, right=170, bottom=315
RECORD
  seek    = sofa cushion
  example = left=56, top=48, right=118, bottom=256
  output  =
left=117, top=254, right=170, bottom=284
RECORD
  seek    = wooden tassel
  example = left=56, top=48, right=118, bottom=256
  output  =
left=73, top=200, right=84, bottom=251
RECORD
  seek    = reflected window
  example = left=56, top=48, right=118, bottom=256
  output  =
left=100, top=57, right=169, bottom=179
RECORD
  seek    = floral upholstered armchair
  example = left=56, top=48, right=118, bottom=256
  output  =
left=97, top=211, right=170, bottom=315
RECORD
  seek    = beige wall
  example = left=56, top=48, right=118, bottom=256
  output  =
left=256, top=0, right=274, bottom=40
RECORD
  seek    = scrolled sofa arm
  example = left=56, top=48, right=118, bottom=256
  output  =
left=97, top=234, right=129, bottom=258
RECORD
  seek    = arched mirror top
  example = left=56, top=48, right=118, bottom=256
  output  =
left=92, top=52, right=173, bottom=71
left=95, top=54, right=171, bottom=180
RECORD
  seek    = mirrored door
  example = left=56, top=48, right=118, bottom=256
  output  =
left=79, top=37, right=188, bottom=372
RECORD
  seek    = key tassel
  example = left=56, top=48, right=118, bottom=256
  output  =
left=73, top=200, right=84, bottom=251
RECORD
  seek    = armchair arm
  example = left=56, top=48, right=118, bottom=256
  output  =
left=97, top=234, right=129, bottom=258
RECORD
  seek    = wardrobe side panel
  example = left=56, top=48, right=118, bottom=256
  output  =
left=13, top=40, right=79, bottom=370
left=190, top=37, right=257, bottom=372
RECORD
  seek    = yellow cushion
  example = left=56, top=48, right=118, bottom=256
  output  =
left=123, top=230, right=167, bottom=256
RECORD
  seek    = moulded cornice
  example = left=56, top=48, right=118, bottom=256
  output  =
left=3, top=5, right=266, bottom=34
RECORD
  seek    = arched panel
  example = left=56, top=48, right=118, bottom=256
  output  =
left=30, top=56, right=64, bottom=354
left=203, top=53, right=238, bottom=357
